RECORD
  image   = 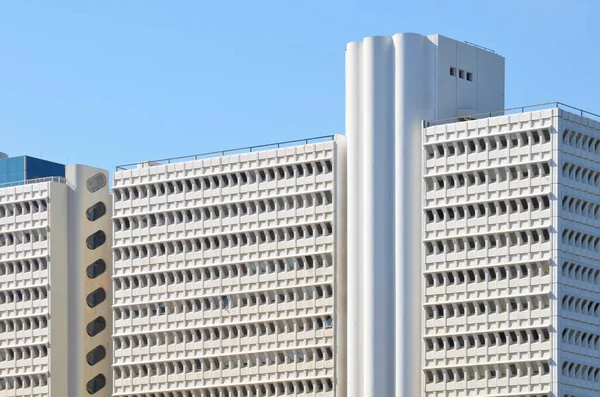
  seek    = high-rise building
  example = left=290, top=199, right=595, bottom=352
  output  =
left=111, top=136, right=347, bottom=396
left=0, top=157, right=112, bottom=397
left=345, top=33, right=505, bottom=396
left=422, top=105, right=600, bottom=397
left=105, top=30, right=598, bottom=397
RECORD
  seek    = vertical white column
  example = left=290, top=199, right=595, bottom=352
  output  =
left=347, top=36, right=397, bottom=396
left=393, top=33, right=436, bottom=397
left=345, top=40, right=363, bottom=397
left=346, top=32, right=505, bottom=397
left=346, top=32, right=437, bottom=397
left=362, top=36, right=397, bottom=397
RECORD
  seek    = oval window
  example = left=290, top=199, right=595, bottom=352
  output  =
left=86, top=259, right=106, bottom=279
left=86, top=316, right=106, bottom=337
left=86, top=288, right=106, bottom=308
left=86, top=345, right=106, bottom=366
left=86, top=374, right=106, bottom=394
left=86, top=173, right=107, bottom=193
left=86, top=202, right=107, bottom=222
left=86, top=231, right=106, bottom=250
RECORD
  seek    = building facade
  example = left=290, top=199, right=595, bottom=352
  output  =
left=422, top=106, right=600, bottom=397
left=111, top=137, right=346, bottom=396
left=0, top=161, right=111, bottom=397
left=2, top=31, right=594, bottom=397
left=345, top=33, right=505, bottom=396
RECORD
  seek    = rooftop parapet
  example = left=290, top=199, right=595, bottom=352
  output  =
left=115, top=135, right=335, bottom=171
left=425, top=101, right=600, bottom=127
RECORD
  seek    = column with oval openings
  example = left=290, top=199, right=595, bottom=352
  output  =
left=84, top=175, right=109, bottom=395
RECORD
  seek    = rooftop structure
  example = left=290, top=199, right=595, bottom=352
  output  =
left=0, top=155, right=65, bottom=186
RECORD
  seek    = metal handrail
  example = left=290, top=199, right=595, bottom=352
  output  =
left=0, top=176, right=66, bottom=190
left=425, top=102, right=600, bottom=127
left=116, top=135, right=336, bottom=171
left=464, top=41, right=496, bottom=54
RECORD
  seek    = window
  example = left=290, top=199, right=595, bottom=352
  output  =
left=86, top=230, right=106, bottom=250
left=459, top=69, right=465, bottom=79
left=86, top=345, right=106, bottom=366
left=86, top=288, right=107, bottom=308
left=86, top=316, right=106, bottom=337
left=450, top=67, right=456, bottom=76
left=86, top=374, right=106, bottom=394
left=86, top=173, right=107, bottom=193
left=325, top=316, right=333, bottom=327
left=86, top=202, right=107, bottom=222
left=466, top=72, right=473, bottom=81
left=86, top=259, right=106, bottom=279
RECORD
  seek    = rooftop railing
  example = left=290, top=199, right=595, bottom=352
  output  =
left=425, top=102, right=600, bottom=127
left=464, top=41, right=497, bottom=54
left=116, top=135, right=336, bottom=171
left=0, top=176, right=66, bottom=190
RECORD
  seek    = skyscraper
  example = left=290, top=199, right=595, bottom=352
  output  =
left=0, top=157, right=111, bottom=397
left=104, top=30, right=599, bottom=397
left=111, top=137, right=346, bottom=396
left=345, top=33, right=505, bottom=396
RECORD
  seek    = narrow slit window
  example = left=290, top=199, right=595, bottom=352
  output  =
left=86, top=202, right=107, bottom=222
left=86, top=374, right=106, bottom=394
left=86, top=316, right=106, bottom=337
left=86, top=345, right=106, bottom=366
left=86, top=288, right=107, bottom=308
left=86, top=231, right=107, bottom=250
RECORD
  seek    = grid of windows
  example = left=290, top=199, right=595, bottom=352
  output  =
left=0, top=184, right=52, bottom=396
left=112, top=141, right=339, bottom=396
left=558, top=110, right=600, bottom=397
left=424, top=107, right=600, bottom=397
left=423, top=109, right=556, bottom=396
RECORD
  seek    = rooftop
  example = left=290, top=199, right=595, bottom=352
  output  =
left=0, top=176, right=66, bottom=190
left=425, top=102, right=600, bottom=127
left=116, top=135, right=335, bottom=171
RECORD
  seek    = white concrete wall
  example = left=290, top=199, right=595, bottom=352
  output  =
left=49, top=182, right=69, bottom=397
left=432, top=35, right=505, bottom=119
left=333, top=135, right=348, bottom=397
left=65, top=165, right=112, bottom=397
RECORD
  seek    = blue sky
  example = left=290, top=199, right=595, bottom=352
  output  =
left=1, top=1, right=598, bottom=172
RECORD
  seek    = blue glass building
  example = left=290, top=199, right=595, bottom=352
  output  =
left=0, top=155, right=65, bottom=185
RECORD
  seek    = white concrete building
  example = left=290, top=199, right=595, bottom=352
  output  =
left=108, top=30, right=600, bottom=397
left=0, top=165, right=112, bottom=397
left=423, top=105, right=600, bottom=397
left=111, top=136, right=346, bottom=396
left=347, top=31, right=600, bottom=397
left=345, top=33, right=505, bottom=396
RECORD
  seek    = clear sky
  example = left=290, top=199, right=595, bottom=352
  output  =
left=1, top=1, right=598, bottom=172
